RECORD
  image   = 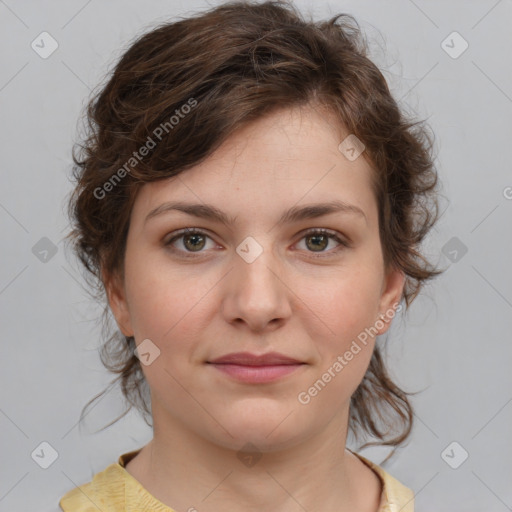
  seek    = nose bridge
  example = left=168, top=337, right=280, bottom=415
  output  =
left=236, top=234, right=283, bottom=300
left=223, top=234, right=291, bottom=329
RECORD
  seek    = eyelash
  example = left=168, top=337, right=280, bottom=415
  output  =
left=163, top=228, right=349, bottom=259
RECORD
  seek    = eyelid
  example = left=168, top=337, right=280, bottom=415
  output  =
left=299, top=227, right=349, bottom=244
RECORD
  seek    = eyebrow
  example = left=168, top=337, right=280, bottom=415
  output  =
left=144, top=200, right=367, bottom=227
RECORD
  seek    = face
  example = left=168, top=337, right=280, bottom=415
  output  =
left=106, top=105, right=404, bottom=452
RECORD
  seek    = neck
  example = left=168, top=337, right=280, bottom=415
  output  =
left=125, top=403, right=382, bottom=512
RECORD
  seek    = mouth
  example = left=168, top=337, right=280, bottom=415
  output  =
left=206, top=352, right=306, bottom=383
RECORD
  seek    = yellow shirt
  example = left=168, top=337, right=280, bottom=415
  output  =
left=59, top=449, right=414, bottom=511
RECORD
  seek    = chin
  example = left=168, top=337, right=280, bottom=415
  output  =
left=208, top=414, right=308, bottom=453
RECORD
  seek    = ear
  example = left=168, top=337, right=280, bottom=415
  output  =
left=375, top=266, right=405, bottom=336
left=102, top=267, right=134, bottom=337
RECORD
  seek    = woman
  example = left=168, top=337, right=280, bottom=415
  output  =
left=60, top=1, right=441, bottom=510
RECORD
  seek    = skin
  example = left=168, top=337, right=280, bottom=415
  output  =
left=105, top=104, right=405, bottom=512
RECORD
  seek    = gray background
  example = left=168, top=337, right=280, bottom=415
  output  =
left=1, top=1, right=511, bottom=511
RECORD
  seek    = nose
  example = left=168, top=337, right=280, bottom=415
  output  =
left=220, top=242, right=292, bottom=333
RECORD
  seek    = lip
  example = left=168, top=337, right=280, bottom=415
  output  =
left=208, top=351, right=303, bottom=365
left=207, top=351, right=306, bottom=383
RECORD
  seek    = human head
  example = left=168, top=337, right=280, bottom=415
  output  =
left=66, top=0, right=440, bottom=453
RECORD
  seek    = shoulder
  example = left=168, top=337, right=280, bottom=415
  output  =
left=59, top=451, right=174, bottom=512
left=59, top=463, right=126, bottom=512
left=352, top=452, right=415, bottom=512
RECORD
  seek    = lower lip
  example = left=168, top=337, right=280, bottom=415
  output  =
left=209, top=363, right=304, bottom=383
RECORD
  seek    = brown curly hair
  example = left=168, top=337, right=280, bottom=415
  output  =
left=64, top=0, right=442, bottom=459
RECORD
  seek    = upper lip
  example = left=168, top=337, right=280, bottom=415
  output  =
left=208, top=351, right=304, bottom=366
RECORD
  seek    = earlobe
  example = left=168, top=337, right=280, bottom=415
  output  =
left=102, top=268, right=134, bottom=337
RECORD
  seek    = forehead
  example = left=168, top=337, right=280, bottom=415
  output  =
left=130, top=106, right=378, bottom=229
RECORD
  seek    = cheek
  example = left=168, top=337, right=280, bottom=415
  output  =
left=124, top=253, right=214, bottom=346
left=302, top=265, right=384, bottom=346
left=123, top=262, right=209, bottom=395
left=298, top=273, right=382, bottom=407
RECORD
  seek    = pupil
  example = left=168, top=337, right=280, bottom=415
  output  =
left=185, top=234, right=205, bottom=251
left=308, top=234, right=327, bottom=251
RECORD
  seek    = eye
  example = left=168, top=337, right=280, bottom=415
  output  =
left=164, top=228, right=217, bottom=257
left=295, top=228, right=349, bottom=257
left=163, top=227, right=349, bottom=259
